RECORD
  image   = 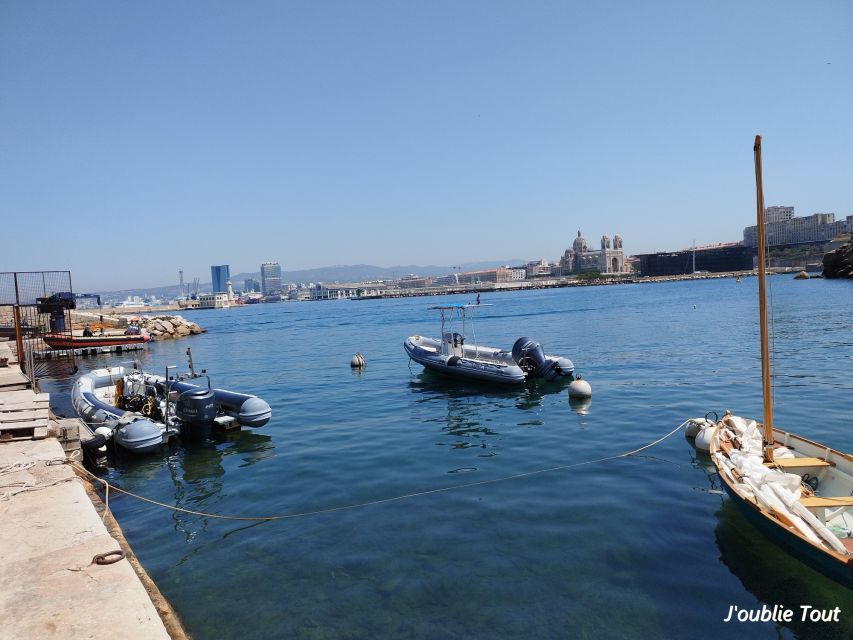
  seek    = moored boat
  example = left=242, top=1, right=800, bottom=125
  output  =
left=72, top=351, right=271, bottom=454
left=686, top=136, right=852, bottom=588
left=43, top=332, right=151, bottom=349
left=404, top=303, right=574, bottom=385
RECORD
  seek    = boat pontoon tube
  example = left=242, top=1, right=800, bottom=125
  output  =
left=167, top=380, right=272, bottom=427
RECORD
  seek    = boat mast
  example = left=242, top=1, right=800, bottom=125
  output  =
left=753, top=134, right=774, bottom=463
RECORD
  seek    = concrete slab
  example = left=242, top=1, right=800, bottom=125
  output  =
left=0, top=533, right=170, bottom=640
left=0, top=439, right=171, bottom=640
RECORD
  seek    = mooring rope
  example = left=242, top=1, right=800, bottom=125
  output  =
left=67, top=421, right=693, bottom=522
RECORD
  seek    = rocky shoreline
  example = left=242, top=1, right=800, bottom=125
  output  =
left=822, top=237, right=853, bottom=279
left=136, top=315, right=205, bottom=340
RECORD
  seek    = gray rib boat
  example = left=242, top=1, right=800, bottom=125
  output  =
left=72, top=355, right=271, bottom=454
left=404, top=303, right=573, bottom=385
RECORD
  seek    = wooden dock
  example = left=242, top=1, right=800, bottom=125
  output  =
left=34, top=342, right=147, bottom=359
left=0, top=390, right=49, bottom=442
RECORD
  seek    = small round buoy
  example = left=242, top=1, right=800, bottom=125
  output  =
left=684, top=418, right=711, bottom=439
left=568, top=376, right=592, bottom=399
left=694, top=425, right=717, bottom=452
left=350, top=352, right=365, bottom=368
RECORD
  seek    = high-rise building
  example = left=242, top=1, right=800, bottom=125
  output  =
left=261, top=262, right=282, bottom=296
left=765, top=206, right=795, bottom=223
left=211, top=265, right=230, bottom=294
left=244, top=278, right=260, bottom=293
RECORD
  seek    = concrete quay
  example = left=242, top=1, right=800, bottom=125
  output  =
left=0, top=344, right=185, bottom=639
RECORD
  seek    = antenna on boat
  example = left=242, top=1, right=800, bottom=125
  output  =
left=186, top=347, right=196, bottom=378
left=754, top=134, right=774, bottom=464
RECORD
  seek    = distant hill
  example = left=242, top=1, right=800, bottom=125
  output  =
left=98, top=260, right=526, bottom=301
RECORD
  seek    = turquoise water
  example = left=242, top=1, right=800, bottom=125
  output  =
left=44, top=278, right=853, bottom=639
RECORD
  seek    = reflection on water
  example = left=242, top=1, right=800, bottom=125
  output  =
left=569, top=396, right=592, bottom=415
left=714, top=500, right=853, bottom=640
left=407, top=372, right=573, bottom=454
left=95, top=427, right=275, bottom=543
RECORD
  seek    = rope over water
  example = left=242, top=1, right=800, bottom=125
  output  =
left=69, top=421, right=691, bottom=522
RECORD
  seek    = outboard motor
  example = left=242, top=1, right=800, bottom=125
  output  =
left=512, top=337, right=561, bottom=381
left=175, top=387, right=217, bottom=427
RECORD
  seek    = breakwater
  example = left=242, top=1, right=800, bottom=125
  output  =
left=136, top=315, right=205, bottom=340
left=72, top=311, right=204, bottom=340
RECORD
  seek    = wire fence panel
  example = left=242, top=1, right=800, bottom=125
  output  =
left=0, top=271, right=77, bottom=382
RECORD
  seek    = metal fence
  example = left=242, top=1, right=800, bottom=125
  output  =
left=0, top=271, right=77, bottom=385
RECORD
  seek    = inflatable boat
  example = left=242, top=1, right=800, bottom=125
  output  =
left=72, top=358, right=271, bottom=454
left=404, top=304, right=574, bottom=385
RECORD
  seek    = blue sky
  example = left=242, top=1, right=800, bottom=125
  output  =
left=2, top=1, right=851, bottom=291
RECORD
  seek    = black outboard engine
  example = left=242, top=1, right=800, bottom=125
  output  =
left=175, top=387, right=217, bottom=428
left=512, top=337, right=561, bottom=381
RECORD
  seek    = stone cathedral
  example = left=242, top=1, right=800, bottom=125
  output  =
left=559, top=230, right=625, bottom=275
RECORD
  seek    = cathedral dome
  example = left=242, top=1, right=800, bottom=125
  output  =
left=572, top=230, right=588, bottom=253
left=601, top=234, right=610, bottom=250
left=613, top=234, right=623, bottom=249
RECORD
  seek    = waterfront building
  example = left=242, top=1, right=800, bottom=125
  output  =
left=636, top=243, right=753, bottom=277
left=434, top=273, right=459, bottom=287
left=197, top=293, right=230, bottom=309
left=399, top=275, right=433, bottom=289
left=211, top=265, right=230, bottom=294
left=525, top=260, right=553, bottom=278
left=309, top=282, right=393, bottom=300
left=456, top=267, right=512, bottom=285
left=765, top=206, right=795, bottom=223
left=560, top=231, right=625, bottom=274
left=743, top=208, right=852, bottom=247
left=261, top=262, right=282, bottom=296
left=244, top=278, right=260, bottom=293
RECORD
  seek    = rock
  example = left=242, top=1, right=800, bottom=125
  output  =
left=823, top=236, right=853, bottom=279
left=159, top=319, right=175, bottom=333
left=188, top=323, right=204, bottom=334
left=175, top=324, right=191, bottom=336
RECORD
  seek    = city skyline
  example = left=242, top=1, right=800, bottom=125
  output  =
left=2, top=2, right=851, bottom=291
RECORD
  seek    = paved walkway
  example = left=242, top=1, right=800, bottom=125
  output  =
left=0, top=340, right=174, bottom=639
left=0, top=437, right=172, bottom=639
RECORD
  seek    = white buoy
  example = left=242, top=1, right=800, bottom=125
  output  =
left=684, top=418, right=712, bottom=439
left=694, top=425, right=717, bottom=452
left=568, top=376, right=592, bottom=399
left=94, top=426, right=113, bottom=440
left=350, top=352, right=365, bottom=368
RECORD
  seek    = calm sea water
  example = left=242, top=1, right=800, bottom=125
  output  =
left=44, top=278, right=853, bottom=639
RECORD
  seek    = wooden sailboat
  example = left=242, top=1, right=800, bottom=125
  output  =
left=693, top=136, right=853, bottom=588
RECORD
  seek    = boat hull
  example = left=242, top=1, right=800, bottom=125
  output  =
left=404, top=337, right=526, bottom=385
left=43, top=333, right=151, bottom=349
left=71, top=367, right=168, bottom=454
left=710, top=422, right=853, bottom=589
left=719, top=474, right=853, bottom=589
